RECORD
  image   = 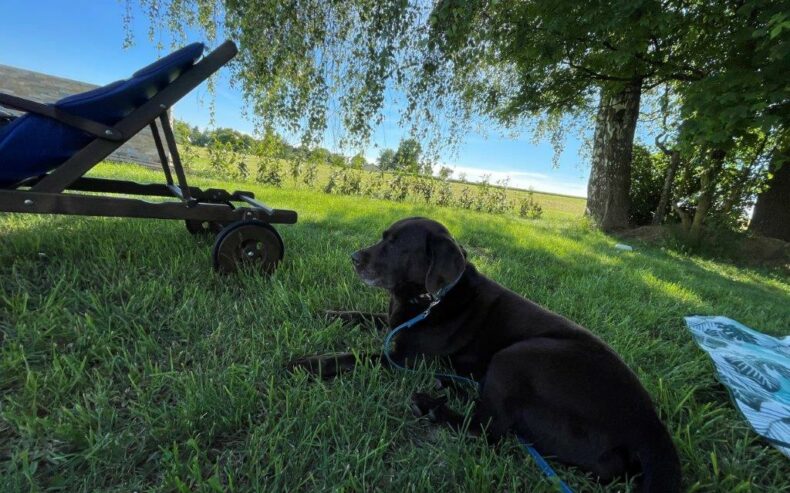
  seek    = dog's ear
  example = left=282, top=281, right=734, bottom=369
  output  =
left=425, top=232, right=465, bottom=295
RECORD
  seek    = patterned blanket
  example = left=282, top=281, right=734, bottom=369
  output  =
left=685, top=316, right=790, bottom=458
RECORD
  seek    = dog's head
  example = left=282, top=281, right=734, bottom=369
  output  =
left=351, top=217, right=466, bottom=296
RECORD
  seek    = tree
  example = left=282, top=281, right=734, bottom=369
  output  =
left=665, top=1, right=789, bottom=241
left=393, top=138, right=423, bottom=174
left=586, top=81, right=642, bottom=230
left=377, top=149, right=396, bottom=170
left=132, top=1, right=787, bottom=233
left=350, top=153, right=367, bottom=169
left=438, top=166, right=453, bottom=180
left=749, top=138, right=790, bottom=241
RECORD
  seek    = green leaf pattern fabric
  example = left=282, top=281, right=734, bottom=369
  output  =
left=685, top=316, right=790, bottom=458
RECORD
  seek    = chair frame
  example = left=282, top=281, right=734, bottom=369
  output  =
left=0, top=40, right=297, bottom=226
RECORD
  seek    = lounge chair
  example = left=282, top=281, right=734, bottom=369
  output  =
left=0, top=40, right=296, bottom=274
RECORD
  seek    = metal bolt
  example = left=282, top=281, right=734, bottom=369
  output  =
left=105, top=129, right=113, bottom=136
left=23, top=199, right=34, bottom=206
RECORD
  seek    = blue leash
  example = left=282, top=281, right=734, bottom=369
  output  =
left=383, top=287, right=574, bottom=493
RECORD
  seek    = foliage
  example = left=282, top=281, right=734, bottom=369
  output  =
left=377, top=149, right=396, bottom=170
left=435, top=177, right=453, bottom=207
left=438, top=166, right=453, bottom=180
left=302, top=162, right=319, bottom=187
left=385, top=172, right=410, bottom=202
left=236, top=160, right=249, bottom=181
left=323, top=168, right=340, bottom=194
left=393, top=138, right=423, bottom=174
left=338, top=168, right=364, bottom=196
left=207, top=138, right=232, bottom=175
left=410, top=176, right=435, bottom=203
left=457, top=186, right=474, bottom=210
left=134, top=0, right=789, bottom=236
left=519, top=190, right=544, bottom=219
left=349, top=154, right=367, bottom=170
left=255, top=157, right=283, bottom=187
left=288, top=159, right=302, bottom=184
left=377, top=139, right=428, bottom=175
left=629, top=145, right=669, bottom=226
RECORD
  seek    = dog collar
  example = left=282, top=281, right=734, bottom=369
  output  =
left=407, top=267, right=466, bottom=305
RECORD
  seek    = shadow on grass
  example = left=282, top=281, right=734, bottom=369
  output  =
left=2, top=197, right=788, bottom=492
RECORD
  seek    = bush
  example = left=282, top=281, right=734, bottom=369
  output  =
left=302, top=162, right=318, bottom=187
left=256, top=158, right=283, bottom=187
left=338, top=168, right=363, bottom=195
left=324, top=168, right=342, bottom=194
left=208, top=140, right=232, bottom=175
left=489, top=178, right=512, bottom=214
left=457, top=187, right=474, bottom=209
left=288, top=159, right=303, bottom=183
left=411, top=177, right=435, bottom=203
left=364, top=172, right=386, bottom=198
left=519, top=190, right=544, bottom=219
left=629, top=144, right=668, bottom=226
left=180, top=143, right=199, bottom=169
left=473, top=175, right=511, bottom=214
left=384, top=173, right=410, bottom=201
left=435, top=178, right=453, bottom=207
left=236, top=160, right=249, bottom=181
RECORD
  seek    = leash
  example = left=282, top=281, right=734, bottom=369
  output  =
left=383, top=276, right=574, bottom=493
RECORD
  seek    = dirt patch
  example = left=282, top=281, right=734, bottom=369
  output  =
left=615, top=225, right=790, bottom=270
left=616, top=225, right=670, bottom=244
left=737, top=236, right=790, bottom=265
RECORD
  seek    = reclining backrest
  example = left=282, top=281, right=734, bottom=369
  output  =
left=0, top=43, right=205, bottom=188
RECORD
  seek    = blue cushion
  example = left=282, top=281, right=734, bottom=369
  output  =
left=0, top=42, right=204, bottom=187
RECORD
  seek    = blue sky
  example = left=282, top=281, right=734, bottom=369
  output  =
left=0, top=0, right=593, bottom=196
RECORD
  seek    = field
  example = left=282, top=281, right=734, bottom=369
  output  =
left=181, top=145, right=588, bottom=219
left=1, top=162, right=788, bottom=492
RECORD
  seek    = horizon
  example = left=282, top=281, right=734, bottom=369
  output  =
left=0, top=1, right=617, bottom=198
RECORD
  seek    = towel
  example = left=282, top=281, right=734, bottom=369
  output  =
left=685, top=316, right=790, bottom=458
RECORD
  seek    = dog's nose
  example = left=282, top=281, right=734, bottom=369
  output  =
left=350, top=250, right=364, bottom=267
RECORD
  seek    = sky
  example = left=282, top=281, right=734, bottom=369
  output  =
left=0, top=0, right=593, bottom=196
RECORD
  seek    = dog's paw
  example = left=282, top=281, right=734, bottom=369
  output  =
left=410, top=392, right=447, bottom=420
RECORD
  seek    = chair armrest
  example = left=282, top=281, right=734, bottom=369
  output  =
left=0, top=92, right=124, bottom=141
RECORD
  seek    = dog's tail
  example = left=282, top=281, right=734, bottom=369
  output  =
left=636, top=423, right=682, bottom=493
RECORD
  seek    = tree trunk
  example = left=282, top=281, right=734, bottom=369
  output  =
left=689, top=149, right=726, bottom=243
left=652, top=149, right=680, bottom=225
left=749, top=148, right=790, bottom=241
left=586, top=79, right=643, bottom=231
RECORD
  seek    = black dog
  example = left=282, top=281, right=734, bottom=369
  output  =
left=290, top=217, right=681, bottom=492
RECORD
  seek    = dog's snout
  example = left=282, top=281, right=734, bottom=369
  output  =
left=351, top=250, right=365, bottom=267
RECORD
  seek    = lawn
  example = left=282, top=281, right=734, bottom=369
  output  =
left=1, top=163, right=788, bottom=492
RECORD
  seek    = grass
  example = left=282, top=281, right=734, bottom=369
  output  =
left=1, top=162, right=788, bottom=492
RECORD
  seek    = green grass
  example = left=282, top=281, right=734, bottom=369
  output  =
left=1, top=162, right=788, bottom=492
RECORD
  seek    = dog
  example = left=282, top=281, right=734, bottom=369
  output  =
left=289, top=217, right=681, bottom=492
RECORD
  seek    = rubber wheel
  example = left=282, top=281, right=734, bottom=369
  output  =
left=185, top=220, right=225, bottom=235
left=212, top=221, right=284, bottom=274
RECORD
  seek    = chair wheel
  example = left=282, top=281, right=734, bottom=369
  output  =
left=212, top=220, right=284, bottom=274
left=185, top=219, right=225, bottom=235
